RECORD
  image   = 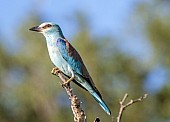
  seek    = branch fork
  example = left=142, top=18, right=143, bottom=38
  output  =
left=116, top=93, right=148, bottom=122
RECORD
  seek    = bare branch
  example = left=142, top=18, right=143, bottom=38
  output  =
left=117, top=93, right=148, bottom=122
left=51, top=67, right=86, bottom=122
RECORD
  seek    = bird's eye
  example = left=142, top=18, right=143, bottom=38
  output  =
left=43, top=24, right=52, bottom=29
left=47, top=24, right=52, bottom=27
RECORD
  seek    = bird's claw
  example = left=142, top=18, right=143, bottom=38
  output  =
left=61, top=82, right=70, bottom=87
left=51, top=67, right=61, bottom=75
left=51, top=67, right=74, bottom=87
left=62, top=76, right=74, bottom=87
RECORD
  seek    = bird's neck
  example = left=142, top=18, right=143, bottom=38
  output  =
left=44, top=32, right=65, bottom=40
left=44, top=31, right=65, bottom=46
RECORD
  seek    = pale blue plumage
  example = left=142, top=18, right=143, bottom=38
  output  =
left=29, top=22, right=111, bottom=115
left=56, top=38, right=84, bottom=76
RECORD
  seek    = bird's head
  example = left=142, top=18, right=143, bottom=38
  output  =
left=29, top=22, right=64, bottom=38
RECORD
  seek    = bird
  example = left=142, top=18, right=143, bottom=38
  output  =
left=29, top=22, right=111, bottom=115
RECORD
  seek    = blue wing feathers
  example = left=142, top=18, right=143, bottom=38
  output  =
left=56, top=38, right=68, bottom=60
left=56, top=38, right=101, bottom=96
left=56, top=38, right=84, bottom=76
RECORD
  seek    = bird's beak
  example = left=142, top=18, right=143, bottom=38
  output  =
left=29, top=26, right=43, bottom=32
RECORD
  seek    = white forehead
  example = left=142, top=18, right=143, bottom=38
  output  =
left=39, top=22, right=53, bottom=27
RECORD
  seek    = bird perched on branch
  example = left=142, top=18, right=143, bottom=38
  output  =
left=29, top=22, right=111, bottom=115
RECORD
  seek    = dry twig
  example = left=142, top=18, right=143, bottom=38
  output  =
left=51, top=67, right=86, bottom=122
left=116, top=93, right=148, bottom=122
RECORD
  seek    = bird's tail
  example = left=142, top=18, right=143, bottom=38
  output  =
left=75, top=75, right=111, bottom=115
left=90, top=91, right=111, bottom=115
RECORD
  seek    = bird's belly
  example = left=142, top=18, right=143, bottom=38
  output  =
left=48, top=46, right=72, bottom=76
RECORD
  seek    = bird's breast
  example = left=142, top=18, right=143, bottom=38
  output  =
left=47, top=44, right=72, bottom=76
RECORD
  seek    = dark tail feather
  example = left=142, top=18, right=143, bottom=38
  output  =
left=71, top=74, right=111, bottom=115
left=91, top=91, right=111, bottom=115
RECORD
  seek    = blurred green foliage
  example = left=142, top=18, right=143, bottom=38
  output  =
left=0, top=1, right=170, bottom=122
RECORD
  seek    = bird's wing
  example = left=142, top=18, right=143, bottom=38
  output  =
left=56, top=37, right=90, bottom=78
left=56, top=38, right=101, bottom=93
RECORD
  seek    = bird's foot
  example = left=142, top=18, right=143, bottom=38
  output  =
left=61, top=82, right=70, bottom=87
left=62, top=81, right=70, bottom=87
left=51, top=67, right=61, bottom=75
left=62, top=77, right=74, bottom=87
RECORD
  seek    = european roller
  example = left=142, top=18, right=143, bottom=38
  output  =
left=29, top=22, right=111, bottom=115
